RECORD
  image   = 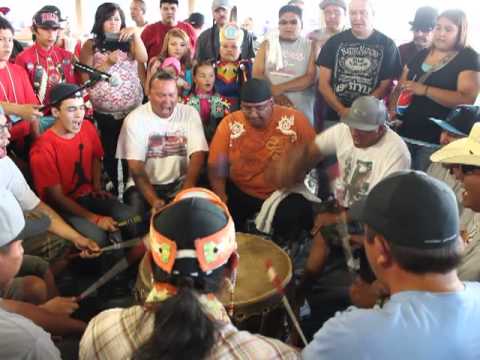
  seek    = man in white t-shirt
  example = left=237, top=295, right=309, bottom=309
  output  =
left=276, top=95, right=410, bottom=207
left=117, top=71, right=208, bottom=221
left=274, top=95, right=410, bottom=336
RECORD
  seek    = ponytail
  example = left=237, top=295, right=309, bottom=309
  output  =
left=133, top=266, right=227, bottom=360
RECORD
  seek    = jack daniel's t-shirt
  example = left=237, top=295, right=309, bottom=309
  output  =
left=317, top=29, right=401, bottom=121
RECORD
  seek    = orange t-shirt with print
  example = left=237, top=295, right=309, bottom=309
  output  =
left=208, top=105, right=315, bottom=199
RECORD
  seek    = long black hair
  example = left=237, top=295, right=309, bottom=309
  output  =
left=91, top=2, right=126, bottom=49
left=132, top=264, right=228, bottom=360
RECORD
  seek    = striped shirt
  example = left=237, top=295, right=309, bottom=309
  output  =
left=79, top=305, right=300, bottom=360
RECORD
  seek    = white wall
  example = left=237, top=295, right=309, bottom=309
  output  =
left=2, top=0, right=479, bottom=51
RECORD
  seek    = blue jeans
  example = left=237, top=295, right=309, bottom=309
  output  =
left=407, top=143, right=435, bottom=172
left=63, top=195, right=137, bottom=246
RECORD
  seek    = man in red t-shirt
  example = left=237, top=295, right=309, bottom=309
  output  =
left=0, top=17, right=42, bottom=167
left=16, top=6, right=77, bottom=106
left=141, top=0, right=196, bottom=60
left=30, top=83, right=137, bottom=246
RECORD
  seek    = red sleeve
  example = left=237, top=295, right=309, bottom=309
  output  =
left=141, top=25, right=153, bottom=56
left=29, top=137, right=61, bottom=200
left=10, top=121, right=31, bottom=142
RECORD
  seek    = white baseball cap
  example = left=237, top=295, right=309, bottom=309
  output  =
left=0, top=189, right=51, bottom=246
left=431, top=122, right=480, bottom=167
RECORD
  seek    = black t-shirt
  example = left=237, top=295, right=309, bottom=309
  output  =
left=399, top=47, right=480, bottom=143
left=317, top=29, right=401, bottom=121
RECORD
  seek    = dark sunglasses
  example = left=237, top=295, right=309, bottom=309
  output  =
left=460, top=164, right=480, bottom=175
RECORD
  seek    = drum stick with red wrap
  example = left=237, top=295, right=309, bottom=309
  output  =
left=265, top=260, right=308, bottom=346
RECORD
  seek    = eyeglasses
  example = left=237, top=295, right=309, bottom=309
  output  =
left=279, top=19, right=299, bottom=26
left=0, top=122, right=12, bottom=134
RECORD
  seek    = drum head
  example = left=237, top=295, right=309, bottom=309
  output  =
left=219, top=233, right=292, bottom=306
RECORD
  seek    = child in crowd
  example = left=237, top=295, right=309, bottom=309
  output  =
left=182, top=61, right=230, bottom=142
left=145, top=28, right=193, bottom=96
left=215, top=23, right=252, bottom=111
left=160, top=57, right=191, bottom=94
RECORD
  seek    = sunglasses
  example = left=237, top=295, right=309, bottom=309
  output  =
left=279, top=19, right=299, bottom=26
left=460, top=164, right=480, bottom=175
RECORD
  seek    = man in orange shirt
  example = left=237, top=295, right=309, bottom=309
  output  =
left=208, top=78, right=316, bottom=244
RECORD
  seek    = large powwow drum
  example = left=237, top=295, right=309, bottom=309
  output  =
left=135, top=232, right=292, bottom=337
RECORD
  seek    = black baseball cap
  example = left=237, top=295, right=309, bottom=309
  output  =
left=240, top=78, right=272, bottom=103
left=430, top=105, right=480, bottom=137
left=350, top=171, right=459, bottom=249
left=33, top=5, right=64, bottom=29
left=49, top=83, right=82, bottom=106
left=187, top=12, right=204, bottom=28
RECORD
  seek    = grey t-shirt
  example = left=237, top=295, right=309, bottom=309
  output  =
left=265, top=37, right=316, bottom=124
left=0, top=304, right=61, bottom=359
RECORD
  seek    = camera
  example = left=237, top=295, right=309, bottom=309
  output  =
left=101, top=32, right=130, bottom=53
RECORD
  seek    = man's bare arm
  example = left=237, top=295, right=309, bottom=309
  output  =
left=182, top=151, right=206, bottom=189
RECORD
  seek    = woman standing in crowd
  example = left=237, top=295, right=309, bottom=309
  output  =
left=79, top=2, right=147, bottom=195
left=392, top=9, right=480, bottom=171
left=144, top=28, right=193, bottom=96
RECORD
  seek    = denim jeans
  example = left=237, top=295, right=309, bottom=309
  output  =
left=63, top=195, right=137, bottom=246
left=407, top=142, right=436, bottom=172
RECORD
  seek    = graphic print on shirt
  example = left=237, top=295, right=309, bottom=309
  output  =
left=146, top=131, right=187, bottom=158
left=342, top=158, right=373, bottom=205
left=333, top=42, right=384, bottom=106
left=269, top=46, right=306, bottom=78
left=67, top=143, right=89, bottom=196
left=216, top=62, right=239, bottom=84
